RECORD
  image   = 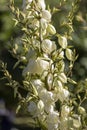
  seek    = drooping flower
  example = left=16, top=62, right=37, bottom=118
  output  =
left=22, top=57, right=50, bottom=76
left=42, top=39, right=56, bottom=54
left=56, top=83, right=70, bottom=102
left=42, top=10, right=51, bottom=22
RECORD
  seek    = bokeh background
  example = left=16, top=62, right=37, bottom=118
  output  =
left=0, top=0, right=87, bottom=129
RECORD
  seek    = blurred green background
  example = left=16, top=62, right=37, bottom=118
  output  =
left=0, top=0, right=87, bottom=128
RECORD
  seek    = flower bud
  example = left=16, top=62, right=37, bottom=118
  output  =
left=58, top=36, right=67, bottom=49
left=58, top=73, right=67, bottom=83
left=61, top=105, right=71, bottom=117
left=65, top=48, right=73, bottom=61
left=78, top=106, right=86, bottom=115
left=47, top=24, right=56, bottom=35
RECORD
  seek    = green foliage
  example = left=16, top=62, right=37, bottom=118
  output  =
left=0, top=0, right=87, bottom=130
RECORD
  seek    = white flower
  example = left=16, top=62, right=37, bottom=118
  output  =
left=45, top=104, right=54, bottom=113
left=63, top=89, right=70, bottom=99
left=47, top=111, right=59, bottom=130
left=58, top=36, right=67, bottom=49
left=32, top=79, right=44, bottom=90
left=36, top=57, right=50, bottom=74
left=28, top=100, right=44, bottom=117
left=57, top=85, right=70, bottom=102
left=29, top=19, right=39, bottom=29
left=28, top=101, right=37, bottom=116
left=22, top=57, right=50, bottom=76
left=39, top=89, right=54, bottom=103
left=42, top=10, right=51, bottom=22
left=37, top=0, right=46, bottom=10
left=60, top=89, right=70, bottom=102
left=40, top=18, right=48, bottom=35
left=40, top=18, right=48, bottom=29
left=61, top=105, right=71, bottom=118
left=42, top=39, right=56, bottom=54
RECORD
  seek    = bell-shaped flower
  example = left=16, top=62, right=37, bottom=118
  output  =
left=31, top=79, right=44, bottom=91
left=28, top=101, right=37, bottom=116
left=28, top=100, right=44, bottom=117
left=22, top=57, right=50, bottom=76
left=42, top=39, right=56, bottom=54
left=42, top=10, right=51, bottom=22
left=40, top=18, right=48, bottom=30
left=56, top=85, right=70, bottom=102
left=61, top=105, right=71, bottom=118
left=39, top=89, right=54, bottom=104
left=45, top=104, right=54, bottom=113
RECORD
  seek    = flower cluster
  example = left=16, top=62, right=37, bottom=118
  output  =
left=8, top=0, right=87, bottom=130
